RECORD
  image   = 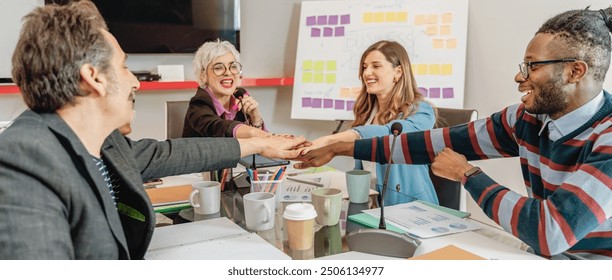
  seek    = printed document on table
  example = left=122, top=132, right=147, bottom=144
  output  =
left=361, top=201, right=481, bottom=238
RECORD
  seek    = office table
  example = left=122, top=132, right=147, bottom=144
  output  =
left=154, top=173, right=543, bottom=260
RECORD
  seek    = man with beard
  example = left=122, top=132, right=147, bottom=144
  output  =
left=0, top=1, right=305, bottom=259
left=296, top=7, right=612, bottom=259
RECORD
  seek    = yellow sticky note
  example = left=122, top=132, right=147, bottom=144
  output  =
left=417, top=64, right=428, bottom=75
left=326, top=61, right=337, bottom=71
left=397, top=11, right=408, bottom=22
left=427, top=14, right=438, bottom=24
left=429, top=64, right=441, bottom=75
left=446, top=38, right=457, bottom=49
left=314, top=61, right=325, bottom=72
left=415, top=14, right=426, bottom=25
left=426, top=25, right=438, bottom=36
left=314, top=73, right=324, bottom=83
left=442, top=13, right=453, bottom=24
left=302, top=72, right=313, bottom=83
left=374, top=12, right=385, bottom=23
left=441, top=64, right=453, bottom=75
left=326, top=73, right=336, bottom=84
left=302, top=60, right=313, bottom=71
left=432, top=39, right=444, bottom=49
left=386, top=12, right=396, bottom=22
left=440, top=25, right=451, bottom=36
left=363, top=12, right=373, bottom=23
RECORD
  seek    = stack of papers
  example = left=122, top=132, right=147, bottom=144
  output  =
left=352, top=201, right=480, bottom=238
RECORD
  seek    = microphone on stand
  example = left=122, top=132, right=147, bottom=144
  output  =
left=379, top=122, right=403, bottom=230
left=233, top=87, right=250, bottom=126
left=346, top=122, right=421, bottom=258
left=234, top=87, right=258, bottom=173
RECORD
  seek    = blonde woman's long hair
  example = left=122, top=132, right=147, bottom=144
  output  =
left=351, top=40, right=427, bottom=127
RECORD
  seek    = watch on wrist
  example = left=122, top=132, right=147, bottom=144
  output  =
left=462, top=166, right=482, bottom=185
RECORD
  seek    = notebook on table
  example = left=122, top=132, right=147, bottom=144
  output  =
left=145, top=217, right=290, bottom=260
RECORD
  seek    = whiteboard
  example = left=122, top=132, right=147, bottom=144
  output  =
left=0, top=0, right=44, bottom=80
left=291, top=0, right=469, bottom=120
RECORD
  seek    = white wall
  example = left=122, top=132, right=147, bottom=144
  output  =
left=2, top=0, right=611, bottom=226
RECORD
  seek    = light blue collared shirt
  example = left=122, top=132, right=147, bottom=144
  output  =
left=539, top=90, right=605, bottom=141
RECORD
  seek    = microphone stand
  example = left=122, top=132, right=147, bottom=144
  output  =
left=378, top=130, right=398, bottom=230
left=345, top=123, right=421, bottom=258
left=233, top=88, right=257, bottom=183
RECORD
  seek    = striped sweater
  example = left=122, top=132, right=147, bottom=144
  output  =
left=354, top=93, right=612, bottom=259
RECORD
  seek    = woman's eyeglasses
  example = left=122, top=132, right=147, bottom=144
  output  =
left=209, top=62, right=242, bottom=76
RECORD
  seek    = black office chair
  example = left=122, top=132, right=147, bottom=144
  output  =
left=430, top=107, right=478, bottom=210
left=166, top=100, right=189, bottom=139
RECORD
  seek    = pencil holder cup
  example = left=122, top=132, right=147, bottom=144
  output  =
left=250, top=174, right=283, bottom=195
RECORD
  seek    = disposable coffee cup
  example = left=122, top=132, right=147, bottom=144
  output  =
left=283, top=203, right=317, bottom=250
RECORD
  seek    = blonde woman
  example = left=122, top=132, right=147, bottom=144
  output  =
left=305, top=40, right=438, bottom=206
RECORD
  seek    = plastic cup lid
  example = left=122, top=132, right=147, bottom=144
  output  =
left=283, top=203, right=317, bottom=220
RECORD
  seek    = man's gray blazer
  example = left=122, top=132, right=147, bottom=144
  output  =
left=0, top=110, right=241, bottom=259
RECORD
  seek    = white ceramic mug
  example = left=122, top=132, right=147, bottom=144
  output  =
left=243, top=192, right=276, bottom=231
left=189, top=181, right=221, bottom=215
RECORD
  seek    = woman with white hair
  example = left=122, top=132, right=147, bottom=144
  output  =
left=183, top=39, right=268, bottom=138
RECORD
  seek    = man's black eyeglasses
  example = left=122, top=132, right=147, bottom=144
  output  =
left=518, top=59, right=577, bottom=80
